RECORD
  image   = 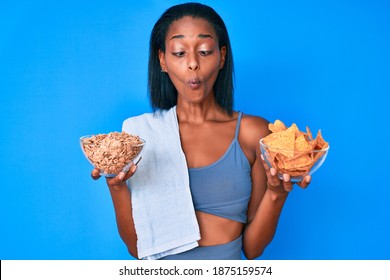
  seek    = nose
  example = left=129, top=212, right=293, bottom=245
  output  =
left=188, top=53, right=199, bottom=71
left=188, top=63, right=199, bottom=71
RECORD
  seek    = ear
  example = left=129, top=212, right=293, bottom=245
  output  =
left=219, top=46, right=227, bottom=70
left=158, top=49, right=167, bottom=72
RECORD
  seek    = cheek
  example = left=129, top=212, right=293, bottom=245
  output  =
left=163, top=59, right=183, bottom=77
left=205, top=55, right=223, bottom=73
left=166, top=72, right=185, bottom=91
left=203, top=61, right=222, bottom=82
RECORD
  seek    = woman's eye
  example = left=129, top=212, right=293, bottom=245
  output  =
left=199, top=50, right=212, bottom=56
left=172, top=51, right=185, bottom=57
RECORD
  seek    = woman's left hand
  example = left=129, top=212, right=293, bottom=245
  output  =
left=260, top=154, right=311, bottom=192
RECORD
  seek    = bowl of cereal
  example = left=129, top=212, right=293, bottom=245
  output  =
left=80, top=132, right=145, bottom=177
left=259, top=120, right=329, bottom=182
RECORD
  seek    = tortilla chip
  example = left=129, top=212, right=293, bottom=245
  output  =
left=286, top=123, right=300, bottom=137
left=315, top=129, right=329, bottom=150
left=261, top=119, right=329, bottom=178
left=268, top=119, right=287, bottom=133
left=265, top=130, right=295, bottom=158
left=295, top=134, right=312, bottom=152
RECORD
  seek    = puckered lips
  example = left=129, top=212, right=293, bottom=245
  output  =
left=188, top=78, right=201, bottom=90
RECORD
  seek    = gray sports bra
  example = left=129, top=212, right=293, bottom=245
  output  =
left=188, top=112, right=252, bottom=223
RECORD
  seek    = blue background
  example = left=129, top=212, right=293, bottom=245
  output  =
left=1, top=0, right=389, bottom=260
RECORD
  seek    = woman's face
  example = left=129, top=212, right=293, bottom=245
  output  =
left=159, top=16, right=226, bottom=104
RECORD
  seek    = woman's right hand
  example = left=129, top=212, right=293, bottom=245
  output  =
left=91, top=164, right=138, bottom=189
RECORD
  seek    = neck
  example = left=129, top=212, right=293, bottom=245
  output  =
left=176, top=99, right=225, bottom=124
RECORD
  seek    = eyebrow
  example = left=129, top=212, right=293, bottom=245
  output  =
left=170, top=33, right=214, bottom=40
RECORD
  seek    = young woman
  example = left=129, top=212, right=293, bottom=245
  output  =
left=91, top=3, right=311, bottom=260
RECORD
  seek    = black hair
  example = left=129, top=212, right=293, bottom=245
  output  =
left=148, top=2, right=234, bottom=114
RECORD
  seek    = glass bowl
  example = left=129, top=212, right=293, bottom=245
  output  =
left=80, top=133, right=145, bottom=177
left=259, top=138, right=329, bottom=182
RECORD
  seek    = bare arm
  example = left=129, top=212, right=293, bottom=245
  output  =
left=240, top=115, right=310, bottom=259
left=91, top=167, right=139, bottom=259
left=242, top=154, right=289, bottom=259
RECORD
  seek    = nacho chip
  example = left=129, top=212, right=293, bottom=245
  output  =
left=261, top=119, right=329, bottom=178
left=268, top=119, right=287, bottom=133
left=315, top=129, right=329, bottom=150
left=286, top=123, right=300, bottom=137
left=306, top=126, right=314, bottom=141
left=265, top=130, right=295, bottom=158
left=294, top=134, right=312, bottom=153
left=283, top=154, right=313, bottom=169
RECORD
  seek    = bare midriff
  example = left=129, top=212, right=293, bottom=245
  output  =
left=195, top=211, right=244, bottom=246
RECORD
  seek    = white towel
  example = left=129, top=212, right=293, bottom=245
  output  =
left=122, top=106, right=200, bottom=260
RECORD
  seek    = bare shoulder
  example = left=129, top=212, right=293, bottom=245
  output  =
left=237, top=113, right=270, bottom=163
left=240, top=113, right=270, bottom=143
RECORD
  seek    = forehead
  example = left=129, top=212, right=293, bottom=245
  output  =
left=166, top=16, right=218, bottom=40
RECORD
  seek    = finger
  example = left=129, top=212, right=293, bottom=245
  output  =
left=269, top=167, right=282, bottom=186
left=282, top=173, right=293, bottom=192
left=106, top=161, right=139, bottom=188
left=260, top=154, right=273, bottom=181
left=260, top=154, right=280, bottom=187
left=91, top=168, right=101, bottom=180
left=260, top=154, right=271, bottom=174
left=118, top=163, right=138, bottom=181
left=297, top=175, right=311, bottom=189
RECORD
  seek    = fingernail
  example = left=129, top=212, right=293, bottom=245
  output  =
left=306, top=176, right=311, bottom=183
left=131, top=164, right=138, bottom=173
left=260, top=154, right=264, bottom=161
left=270, top=168, right=276, bottom=176
left=118, top=172, right=125, bottom=180
left=283, top=174, right=290, bottom=182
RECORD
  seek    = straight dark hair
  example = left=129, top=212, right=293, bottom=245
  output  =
left=148, top=2, right=234, bottom=115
